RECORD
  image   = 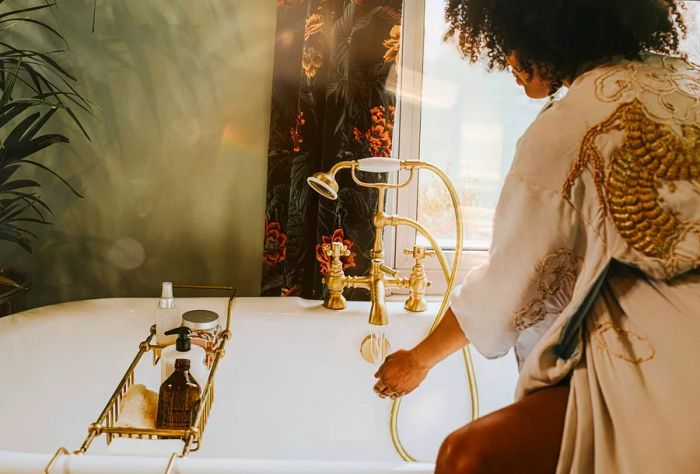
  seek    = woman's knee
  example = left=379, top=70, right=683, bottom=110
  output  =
left=435, top=385, right=570, bottom=474
left=435, top=425, right=489, bottom=474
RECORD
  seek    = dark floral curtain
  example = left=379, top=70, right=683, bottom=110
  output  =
left=261, top=0, right=402, bottom=299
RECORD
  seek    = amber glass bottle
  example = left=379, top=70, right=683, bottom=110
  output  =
left=156, top=358, right=201, bottom=429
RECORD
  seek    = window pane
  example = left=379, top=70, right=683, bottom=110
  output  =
left=416, top=1, right=700, bottom=251
left=416, top=1, right=543, bottom=250
left=682, top=2, right=700, bottom=63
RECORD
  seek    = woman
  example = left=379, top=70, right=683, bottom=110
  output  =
left=373, top=1, right=700, bottom=473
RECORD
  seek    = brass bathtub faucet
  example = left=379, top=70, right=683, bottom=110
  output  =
left=308, top=158, right=450, bottom=329
left=322, top=241, right=433, bottom=319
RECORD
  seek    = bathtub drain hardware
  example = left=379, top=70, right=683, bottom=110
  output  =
left=360, top=332, right=391, bottom=365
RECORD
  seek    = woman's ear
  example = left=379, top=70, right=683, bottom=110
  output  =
left=524, top=70, right=555, bottom=99
left=507, top=52, right=554, bottom=99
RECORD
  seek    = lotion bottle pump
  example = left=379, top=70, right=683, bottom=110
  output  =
left=160, top=326, right=208, bottom=386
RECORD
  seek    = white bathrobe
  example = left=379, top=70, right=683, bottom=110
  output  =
left=450, top=54, right=700, bottom=473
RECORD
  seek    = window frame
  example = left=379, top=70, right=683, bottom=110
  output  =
left=387, top=0, right=487, bottom=295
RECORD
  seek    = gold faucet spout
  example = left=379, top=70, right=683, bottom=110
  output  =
left=368, top=277, right=388, bottom=326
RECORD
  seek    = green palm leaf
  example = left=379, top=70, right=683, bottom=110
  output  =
left=0, top=0, right=91, bottom=252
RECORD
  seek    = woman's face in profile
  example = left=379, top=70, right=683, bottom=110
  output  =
left=507, top=53, right=553, bottom=99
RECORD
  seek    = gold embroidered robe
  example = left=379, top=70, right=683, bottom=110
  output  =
left=450, top=54, right=700, bottom=473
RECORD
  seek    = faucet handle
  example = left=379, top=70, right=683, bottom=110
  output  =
left=403, top=246, right=435, bottom=263
left=322, top=241, right=350, bottom=311
left=325, top=241, right=351, bottom=260
left=403, top=246, right=433, bottom=313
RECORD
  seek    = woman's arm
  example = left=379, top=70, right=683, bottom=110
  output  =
left=413, top=306, right=470, bottom=369
left=373, top=307, right=469, bottom=398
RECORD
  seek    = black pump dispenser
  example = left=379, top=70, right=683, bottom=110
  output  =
left=165, top=326, right=192, bottom=352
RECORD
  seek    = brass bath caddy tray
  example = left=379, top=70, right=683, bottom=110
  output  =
left=46, top=284, right=237, bottom=474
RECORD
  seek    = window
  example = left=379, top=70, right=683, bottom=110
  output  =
left=389, top=1, right=700, bottom=293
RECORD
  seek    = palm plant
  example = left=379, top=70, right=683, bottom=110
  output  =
left=0, top=0, right=91, bottom=288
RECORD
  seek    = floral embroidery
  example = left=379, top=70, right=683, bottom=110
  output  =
left=315, top=228, right=356, bottom=276
left=593, top=56, right=700, bottom=128
left=593, top=321, right=655, bottom=363
left=352, top=106, right=395, bottom=157
left=383, top=24, right=401, bottom=64
left=514, top=249, right=582, bottom=331
left=263, top=219, right=287, bottom=266
left=563, top=99, right=700, bottom=277
left=289, top=112, right=305, bottom=152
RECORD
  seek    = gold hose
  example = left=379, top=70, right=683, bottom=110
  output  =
left=388, top=161, right=479, bottom=462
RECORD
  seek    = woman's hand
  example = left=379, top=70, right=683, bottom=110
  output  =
left=373, top=349, right=430, bottom=399
left=373, top=308, right=469, bottom=399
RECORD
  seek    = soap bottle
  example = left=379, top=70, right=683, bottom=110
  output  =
left=156, top=358, right=201, bottom=429
left=156, top=282, right=180, bottom=346
left=160, top=327, right=208, bottom=386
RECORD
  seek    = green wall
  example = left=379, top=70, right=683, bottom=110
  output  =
left=1, top=1, right=277, bottom=308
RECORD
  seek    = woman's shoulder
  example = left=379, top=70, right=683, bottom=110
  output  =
left=511, top=54, right=700, bottom=188
left=572, top=53, right=700, bottom=89
left=568, top=53, right=700, bottom=126
left=507, top=97, right=587, bottom=192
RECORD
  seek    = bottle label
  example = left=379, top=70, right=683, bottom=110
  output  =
left=157, top=386, right=201, bottom=429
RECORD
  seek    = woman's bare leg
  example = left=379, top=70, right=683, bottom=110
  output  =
left=435, top=384, right=570, bottom=474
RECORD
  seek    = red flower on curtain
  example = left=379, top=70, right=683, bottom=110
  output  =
left=315, top=228, right=357, bottom=276
left=281, top=285, right=302, bottom=297
left=302, top=13, right=325, bottom=78
left=263, top=219, right=287, bottom=266
left=352, top=105, right=395, bottom=157
left=290, top=112, right=305, bottom=152
left=383, top=24, right=401, bottom=63
left=302, top=45, right=324, bottom=79
left=304, top=12, right=324, bottom=39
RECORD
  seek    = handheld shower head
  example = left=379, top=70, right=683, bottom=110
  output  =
left=307, top=158, right=403, bottom=200
left=307, top=172, right=339, bottom=200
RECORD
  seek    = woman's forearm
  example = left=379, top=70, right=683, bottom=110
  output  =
left=412, top=307, right=469, bottom=369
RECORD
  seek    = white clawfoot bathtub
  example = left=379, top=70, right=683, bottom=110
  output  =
left=0, top=297, right=518, bottom=473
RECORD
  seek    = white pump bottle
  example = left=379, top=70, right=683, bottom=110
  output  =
left=160, top=326, right=208, bottom=387
left=156, top=282, right=181, bottom=346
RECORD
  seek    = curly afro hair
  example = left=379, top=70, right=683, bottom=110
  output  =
left=444, top=0, right=688, bottom=89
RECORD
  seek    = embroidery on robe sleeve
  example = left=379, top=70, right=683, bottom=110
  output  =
left=563, top=57, right=700, bottom=278
left=514, top=249, right=582, bottom=331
